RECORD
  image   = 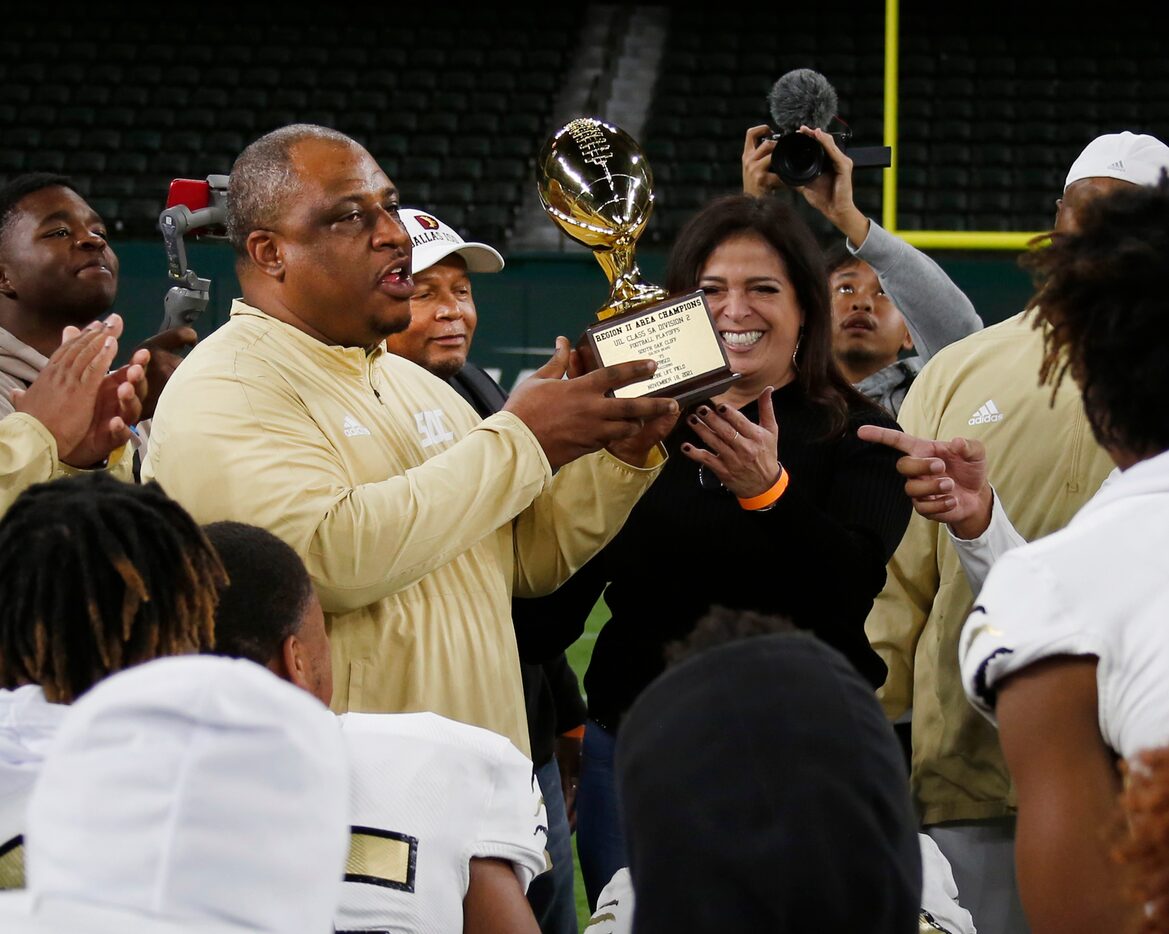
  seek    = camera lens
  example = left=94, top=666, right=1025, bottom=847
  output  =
left=771, top=133, right=826, bottom=187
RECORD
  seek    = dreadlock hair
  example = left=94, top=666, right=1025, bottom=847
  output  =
left=1023, top=176, right=1169, bottom=460
left=203, top=520, right=315, bottom=668
left=0, top=173, right=76, bottom=249
left=0, top=473, right=224, bottom=704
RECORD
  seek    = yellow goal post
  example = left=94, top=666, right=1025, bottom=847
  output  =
left=881, top=0, right=1045, bottom=250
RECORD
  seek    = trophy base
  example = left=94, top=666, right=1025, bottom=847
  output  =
left=576, top=291, right=740, bottom=408
left=643, top=369, right=741, bottom=410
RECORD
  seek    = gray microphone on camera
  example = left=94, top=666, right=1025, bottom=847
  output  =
left=765, top=68, right=891, bottom=187
left=768, top=68, right=839, bottom=136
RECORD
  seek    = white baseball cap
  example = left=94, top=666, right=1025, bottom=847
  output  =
left=1065, top=131, right=1169, bottom=190
left=19, top=656, right=349, bottom=934
left=399, top=207, right=504, bottom=274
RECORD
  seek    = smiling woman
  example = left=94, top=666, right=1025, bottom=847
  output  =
left=518, top=194, right=914, bottom=909
left=697, top=230, right=804, bottom=397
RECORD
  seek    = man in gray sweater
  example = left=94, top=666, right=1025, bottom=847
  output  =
left=742, top=126, right=983, bottom=415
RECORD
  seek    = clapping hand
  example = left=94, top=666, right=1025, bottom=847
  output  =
left=12, top=315, right=150, bottom=468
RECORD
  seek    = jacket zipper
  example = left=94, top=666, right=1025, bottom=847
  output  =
left=367, top=357, right=383, bottom=405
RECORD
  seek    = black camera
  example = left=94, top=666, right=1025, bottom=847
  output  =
left=768, top=128, right=853, bottom=187
left=763, top=68, right=894, bottom=188
left=764, top=127, right=891, bottom=188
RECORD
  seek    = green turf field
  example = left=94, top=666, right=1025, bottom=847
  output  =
left=563, top=598, right=607, bottom=930
left=564, top=597, right=605, bottom=698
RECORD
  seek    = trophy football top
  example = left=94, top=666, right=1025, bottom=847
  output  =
left=536, top=118, right=657, bottom=251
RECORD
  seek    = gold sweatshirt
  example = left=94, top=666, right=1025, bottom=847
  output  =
left=144, top=301, right=663, bottom=754
left=0, top=413, right=132, bottom=517
left=0, top=414, right=57, bottom=516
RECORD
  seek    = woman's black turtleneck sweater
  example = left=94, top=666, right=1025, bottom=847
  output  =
left=513, top=380, right=911, bottom=732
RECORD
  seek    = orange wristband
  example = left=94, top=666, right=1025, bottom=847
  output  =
left=737, top=466, right=789, bottom=511
left=562, top=725, right=585, bottom=740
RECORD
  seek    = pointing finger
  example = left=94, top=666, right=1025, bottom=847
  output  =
left=857, top=424, right=928, bottom=456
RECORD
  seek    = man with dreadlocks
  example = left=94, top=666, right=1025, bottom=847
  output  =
left=856, top=132, right=1169, bottom=934
left=956, top=178, right=1169, bottom=934
left=0, top=472, right=223, bottom=888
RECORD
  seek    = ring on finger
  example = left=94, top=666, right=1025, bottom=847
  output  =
left=731, top=430, right=740, bottom=443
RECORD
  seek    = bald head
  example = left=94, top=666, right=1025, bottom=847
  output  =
left=225, top=127, right=412, bottom=348
left=226, top=124, right=357, bottom=256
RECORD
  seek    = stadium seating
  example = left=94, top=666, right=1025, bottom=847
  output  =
left=2, top=7, right=1167, bottom=249
left=640, top=4, right=1169, bottom=244
left=642, top=6, right=887, bottom=245
left=0, top=10, right=585, bottom=244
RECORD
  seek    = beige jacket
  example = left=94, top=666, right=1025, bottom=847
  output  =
left=866, top=312, right=1115, bottom=825
left=0, top=325, right=43, bottom=420
left=0, top=414, right=58, bottom=515
left=143, top=301, right=664, bottom=754
left=0, top=412, right=133, bottom=517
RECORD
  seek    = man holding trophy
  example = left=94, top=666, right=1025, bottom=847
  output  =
left=143, top=123, right=680, bottom=761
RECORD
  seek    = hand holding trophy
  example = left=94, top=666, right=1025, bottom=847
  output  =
left=537, top=118, right=738, bottom=407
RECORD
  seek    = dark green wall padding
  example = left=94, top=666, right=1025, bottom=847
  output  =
left=114, top=241, right=1035, bottom=393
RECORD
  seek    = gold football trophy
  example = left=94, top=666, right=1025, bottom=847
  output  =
left=536, top=117, right=738, bottom=405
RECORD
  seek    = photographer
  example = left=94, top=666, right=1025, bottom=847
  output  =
left=742, top=125, right=982, bottom=414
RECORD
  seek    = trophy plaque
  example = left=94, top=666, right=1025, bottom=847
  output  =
left=536, top=118, right=739, bottom=407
